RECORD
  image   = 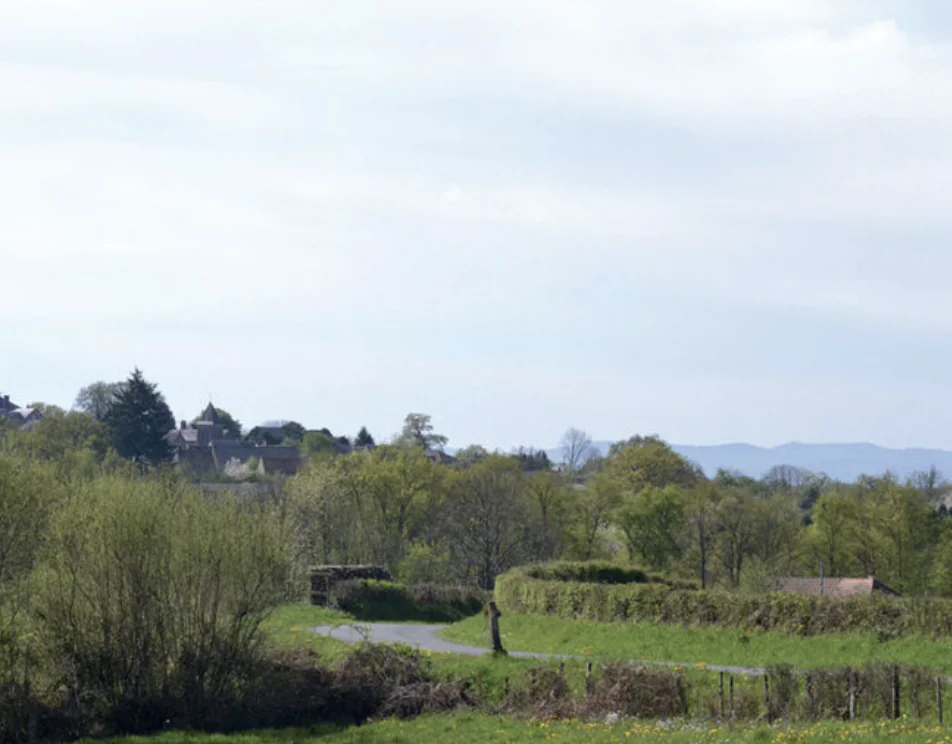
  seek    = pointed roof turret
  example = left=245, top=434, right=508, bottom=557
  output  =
left=198, top=402, right=221, bottom=425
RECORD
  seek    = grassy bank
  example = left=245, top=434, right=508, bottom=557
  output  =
left=84, top=714, right=952, bottom=743
left=441, top=613, right=952, bottom=673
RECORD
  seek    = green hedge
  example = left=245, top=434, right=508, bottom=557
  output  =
left=332, top=580, right=487, bottom=622
left=495, top=570, right=952, bottom=638
left=522, top=561, right=697, bottom=589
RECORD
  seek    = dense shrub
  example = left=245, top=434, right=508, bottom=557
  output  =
left=495, top=569, right=952, bottom=638
left=522, top=561, right=698, bottom=589
left=331, top=580, right=487, bottom=622
left=35, top=474, right=294, bottom=731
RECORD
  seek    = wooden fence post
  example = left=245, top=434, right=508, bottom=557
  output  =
left=719, top=671, right=725, bottom=719
left=937, top=677, right=944, bottom=725
left=729, top=675, right=735, bottom=725
left=677, top=676, right=688, bottom=717
left=893, top=666, right=901, bottom=720
left=848, top=669, right=856, bottom=722
left=488, top=600, right=505, bottom=654
left=764, top=673, right=771, bottom=723
left=806, top=674, right=815, bottom=720
left=585, top=662, right=594, bottom=698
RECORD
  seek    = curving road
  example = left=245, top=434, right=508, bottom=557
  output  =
left=309, top=622, right=763, bottom=676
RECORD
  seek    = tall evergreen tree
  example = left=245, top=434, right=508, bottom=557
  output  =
left=355, top=426, right=375, bottom=448
left=104, top=368, right=175, bottom=466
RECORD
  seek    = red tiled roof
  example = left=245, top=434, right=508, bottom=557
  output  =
left=772, top=576, right=900, bottom=598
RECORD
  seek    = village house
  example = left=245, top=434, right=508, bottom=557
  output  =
left=0, top=394, right=43, bottom=430
left=165, top=404, right=306, bottom=477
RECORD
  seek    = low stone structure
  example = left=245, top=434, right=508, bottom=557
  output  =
left=309, top=565, right=392, bottom=606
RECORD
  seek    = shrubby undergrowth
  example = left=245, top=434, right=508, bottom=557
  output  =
left=331, top=580, right=487, bottom=622
left=0, top=456, right=294, bottom=741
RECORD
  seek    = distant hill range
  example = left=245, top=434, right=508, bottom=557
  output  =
left=545, top=442, right=952, bottom=483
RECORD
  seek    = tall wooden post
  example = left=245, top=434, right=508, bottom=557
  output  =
left=488, top=600, right=506, bottom=654
left=719, top=671, right=725, bottom=719
left=848, top=669, right=856, bottom=722
left=677, top=676, right=688, bottom=717
left=893, top=666, right=901, bottom=720
left=764, top=673, right=771, bottom=723
left=937, top=677, right=944, bottom=725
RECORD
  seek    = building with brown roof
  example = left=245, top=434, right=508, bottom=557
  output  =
left=771, top=576, right=900, bottom=598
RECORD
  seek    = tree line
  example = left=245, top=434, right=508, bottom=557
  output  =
left=6, top=369, right=952, bottom=595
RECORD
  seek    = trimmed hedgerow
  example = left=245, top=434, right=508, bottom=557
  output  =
left=331, top=580, right=486, bottom=623
left=522, top=561, right=696, bottom=589
left=495, top=569, right=952, bottom=638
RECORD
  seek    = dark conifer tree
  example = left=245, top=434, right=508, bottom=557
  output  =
left=355, top=426, right=375, bottom=448
left=104, top=368, right=175, bottom=466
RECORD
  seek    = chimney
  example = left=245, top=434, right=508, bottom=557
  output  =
left=180, top=420, right=187, bottom=430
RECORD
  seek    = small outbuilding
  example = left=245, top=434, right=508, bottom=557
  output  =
left=772, top=575, right=901, bottom=598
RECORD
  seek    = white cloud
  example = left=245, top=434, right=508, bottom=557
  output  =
left=4, top=1, right=952, bottom=446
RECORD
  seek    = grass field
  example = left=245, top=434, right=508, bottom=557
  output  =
left=85, top=714, right=952, bottom=743
left=441, top=613, right=952, bottom=673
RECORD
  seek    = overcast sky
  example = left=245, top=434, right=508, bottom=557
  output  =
left=3, top=1, right=952, bottom=450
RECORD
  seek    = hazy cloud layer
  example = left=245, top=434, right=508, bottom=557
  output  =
left=3, top=1, right=951, bottom=449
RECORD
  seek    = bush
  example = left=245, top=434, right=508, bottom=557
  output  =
left=332, top=580, right=486, bottom=622
left=495, top=568, right=952, bottom=638
left=522, top=561, right=698, bottom=589
left=35, top=474, right=294, bottom=731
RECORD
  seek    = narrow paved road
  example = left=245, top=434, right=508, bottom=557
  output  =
left=309, top=623, right=764, bottom=676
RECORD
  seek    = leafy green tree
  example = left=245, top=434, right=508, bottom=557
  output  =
left=802, top=489, right=859, bottom=578
left=281, top=421, right=306, bottom=443
left=604, top=436, right=702, bottom=493
left=614, top=485, right=685, bottom=570
left=681, top=482, right=722, bottom=588
left=355, top=426, right=375, bottom=448
left=2, top=410, right=109, bottom=478
left=564, top=471, right=623, bottom=560
left=301, top=430, right=336, bottom=456
left=444, top=455, right=534, bottom=589
left=454, top=444, right=490, bottom=467
left=526, top=470, right=572, bottom=560
left=74, top=381, right=124, bottom=421
left=874, top=483, right=935, bottom=594
left=103, top=368, right=175, bottom=467
left=396, top=413, right=448, bottom=451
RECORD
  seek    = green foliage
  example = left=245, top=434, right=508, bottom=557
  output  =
left=614, top=485, right=685, bottom=570
left=1, top=409, right=110, bottom=477
left=73, top=380, right=124, bottom=421
left=397, top=540, right=454, bottom=584
left=36, top=473, right=293, bottom=723
left=103, top=368, right=176, bottom=466
left=522, top=561, right=668, bottom=586
left=301, top=430, right=337, bottom=456
left=396, top=412, right=448, bottom=450
left=494, top=568, right=952, bottom=638
left=604, top=435, right=702, bottom=490
left=331, top=580, right=485, bottom=622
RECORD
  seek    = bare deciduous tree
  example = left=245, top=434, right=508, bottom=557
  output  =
left=560, top=427, right=593, bottom=475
